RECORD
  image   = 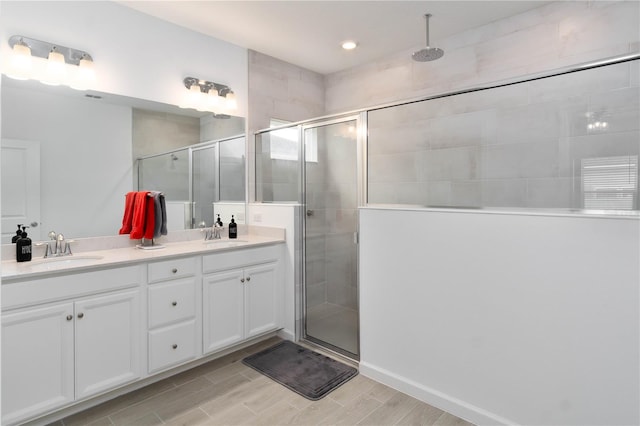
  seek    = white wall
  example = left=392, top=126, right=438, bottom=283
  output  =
left=247, top=203, right=300, bottom=340
left=359, top=207, right=639, bottom=425
left=326, top=1, right=640, bottom=113
left=1, top=85, right=132, bottom=239
left=0, top=1, right=248, bottom=117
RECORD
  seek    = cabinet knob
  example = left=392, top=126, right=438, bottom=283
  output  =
left=172, top=268, right=178, bottom=274
left=66, top=315, right=73, bottom=321
left=172, top=344, right=178, bottom=349
left=171, top=301, right=177, bottom=306
left=246, top=276, right=251, bottom=282
left=77, top=312, right=84, bottom=319
left=240, top=278, right=245, bottom=283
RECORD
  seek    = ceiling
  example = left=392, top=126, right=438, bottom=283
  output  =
left=119, top=1, right=552, bottom=75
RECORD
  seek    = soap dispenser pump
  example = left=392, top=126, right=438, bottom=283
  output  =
left=228, top=215, right=237, bottom=239
left=11, top=224, right=23, bottom=243
left=16, top=226, right=32, bottom=262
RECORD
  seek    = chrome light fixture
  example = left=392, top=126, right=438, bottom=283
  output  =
left=5, top=35, right=96, bottom=90
left=180, top=77, right=237, bottom=113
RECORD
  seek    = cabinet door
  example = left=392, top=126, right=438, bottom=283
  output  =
left=245, top=262, right=279, bottom=339
left=203, top=269, right=244, bottom=354
left=2, top=303, right=74, bottom=425
left=74, top=290, right=141, bottom=399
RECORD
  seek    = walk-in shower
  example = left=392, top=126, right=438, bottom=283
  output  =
left=254, top=52, right=640, bottom=360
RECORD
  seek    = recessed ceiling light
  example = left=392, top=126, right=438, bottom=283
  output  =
left=341, top=40, right=358, bottom=50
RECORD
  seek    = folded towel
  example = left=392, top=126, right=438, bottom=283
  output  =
left=160, top=194, right=168, bottom=236
left=119, top=192, right=137, bottom=234
left=143, top=193, right=156, bottom=240
left=150, top=191, right=163, bottom=239
left=130, top=191, right=149, bottom=239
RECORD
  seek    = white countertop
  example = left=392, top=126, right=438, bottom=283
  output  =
left=2, top=233, right=284, bottom=282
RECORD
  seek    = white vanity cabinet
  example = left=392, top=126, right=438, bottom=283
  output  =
left=1, top=266, right=142, bottom=426
left=147, top=257, right=199, bottom=373
left=1, top=237, right=285, bottom=425
left=202, top=246, right=282, bottom=354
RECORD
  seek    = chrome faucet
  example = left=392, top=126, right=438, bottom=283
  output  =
left=212, top=223, right=223, bottom=239
left=200, top=222, right=223, bottom=240
left=38, top=231, right=73, bottom=258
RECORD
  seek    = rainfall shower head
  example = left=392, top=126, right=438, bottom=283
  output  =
left=412, top=14, right=444, bottom=62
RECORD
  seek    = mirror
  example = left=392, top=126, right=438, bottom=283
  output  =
left=1, top=76, right=246, bottom=243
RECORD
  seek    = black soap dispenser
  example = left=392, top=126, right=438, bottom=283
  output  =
left=228, top=215, right=237, bottom=239
left=216, top=214, right=223, bottom=228
left=11, top=224, right=23, bottom=243
left=16, top=226, right=32, bottom=262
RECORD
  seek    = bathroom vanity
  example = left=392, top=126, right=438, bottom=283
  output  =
left=1, top=230, right=285, bottom=425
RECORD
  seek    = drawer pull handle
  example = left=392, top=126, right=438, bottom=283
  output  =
left=172, top=344, right=178, bottom=349
left=246, top=276, right=251, bottom=282
left=172, top=301, right=177, bottom=306
left=77, top=312, right=84, bottom=319
left=172, top=268, right=178, bottom=274
left=66, top=315, right=73, bottom=321
left=240, top=278, right=245, bottom=283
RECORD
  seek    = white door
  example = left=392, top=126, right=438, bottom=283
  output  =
left=245, top=262, right=278, bottom=338
left=202, top=269, right=244, bottom=354
left=1, top=303, right=75, bottom=425
left=74, top=290, right=141, bottom=399
left=1, top=139, right=41, bottom=242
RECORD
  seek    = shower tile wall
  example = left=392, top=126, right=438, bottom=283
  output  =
left=248, top=50, right=325, bottom=203
left=367, top=60, right=640, bottom=209
left=325, top=1, right=640, bottom=114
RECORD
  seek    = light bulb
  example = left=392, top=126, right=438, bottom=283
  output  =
left=6, top=40, right=32, bottom=80
left=225, top=91, right=237, bottom=111
left=602, top=122, right=608, bottom=128
left=42, top=48, right=66, bottom=86
left=207, top=88, right=221, bottom=111
left=594, top=121, right=602, bottom=128
left=70, top=56, right=96, bottom=90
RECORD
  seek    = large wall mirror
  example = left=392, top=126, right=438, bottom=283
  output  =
left=1, top=76, right=246, bottom=243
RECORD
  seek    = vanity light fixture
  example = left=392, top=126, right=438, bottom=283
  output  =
left=6, top=37, right=32, bottom=80
left=180, top=77, right=237, bottom=113
left=5, top=35, right=96, bottom=90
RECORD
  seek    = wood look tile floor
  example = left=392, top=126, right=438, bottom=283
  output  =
left=55, top=337, right=474, bottom=426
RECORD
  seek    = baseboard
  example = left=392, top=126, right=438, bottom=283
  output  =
left=277, top=328, right=295, bottom=341
left=359, top=361, right=518, bottom=426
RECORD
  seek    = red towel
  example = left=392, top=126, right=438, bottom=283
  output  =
left=130, top=191, right=149, bottom=239
left=119, top=192, right=137, bottom=234
left=143, top=194, right=156, bottom=240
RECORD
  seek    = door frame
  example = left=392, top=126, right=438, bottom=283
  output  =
left=299, top=113, right=367, bottom=360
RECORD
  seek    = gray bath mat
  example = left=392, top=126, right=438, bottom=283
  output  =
left=242, top=340, right=358, bottom=400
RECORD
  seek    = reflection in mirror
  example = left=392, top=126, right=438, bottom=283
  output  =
left=139, top=135, right=246, bottom=232
left=0, top=75, right=246, bottom=243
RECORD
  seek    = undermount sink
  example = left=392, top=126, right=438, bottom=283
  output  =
left=29, top=255, right=104, bottom=272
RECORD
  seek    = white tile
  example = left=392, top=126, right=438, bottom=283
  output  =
left=526, top=177, right=574, bottom=208
left=481, top=140, right=559, bottom=179
left=481, top=179, right=528, bottom=207
left=426, top=146, right=479, bottom=181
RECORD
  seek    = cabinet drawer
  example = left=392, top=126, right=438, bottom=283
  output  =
left=202, top=245, right=281, bottom=274
left=148, top=279, right=196, bottom=328
left=148, top=257, right=196, bottom=284
left=148, top=320, right=197, bottom=373
left=2, top=265, right=142, bottom=310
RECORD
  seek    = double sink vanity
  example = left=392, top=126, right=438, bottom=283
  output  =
left=1, top=227, right=286, bottom=425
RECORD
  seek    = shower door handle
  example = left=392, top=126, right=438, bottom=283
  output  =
left=353, top=232, right=359, bottom=245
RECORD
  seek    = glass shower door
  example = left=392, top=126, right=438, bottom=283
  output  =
left=303, top=118, right=359, bottom=358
